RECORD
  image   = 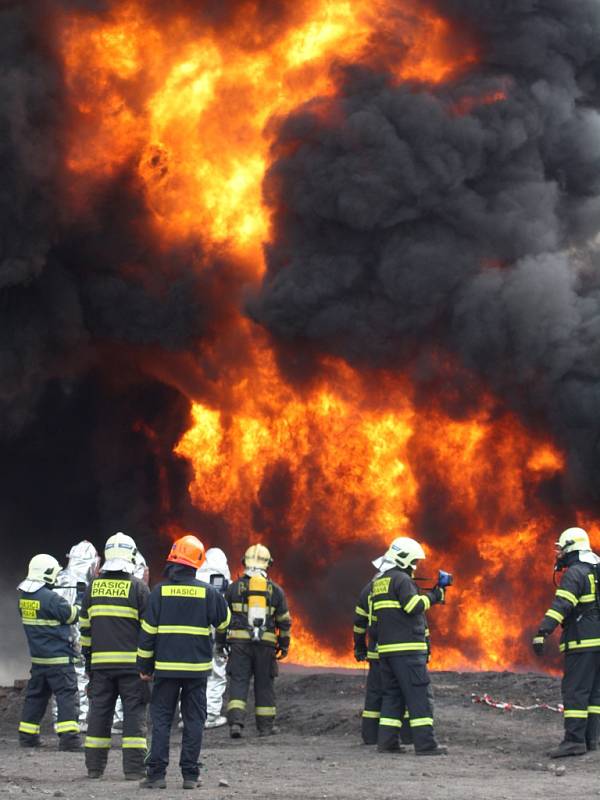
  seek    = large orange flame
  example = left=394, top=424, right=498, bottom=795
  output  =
left=57, top=0, right=585, bottom=670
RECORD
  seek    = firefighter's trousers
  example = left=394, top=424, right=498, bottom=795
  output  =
left=19, top=664, right=80, bottom=746
left=52, top=657, right=89, bottom=728
left=377, top=653, right=437, bottom=753
left=226, top=642, right=277, bottom=732
left=361, top=660, right=382, bottom=745
left=146, top=677, right=207, bottom=781
left=207, top=654, right=227, bottom=718
left=84, top=670, right=148, bottom=776
left=562, top=651, right=600, bottom=744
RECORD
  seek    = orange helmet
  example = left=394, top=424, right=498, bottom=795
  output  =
left=167, top=535, right=205, bottom=569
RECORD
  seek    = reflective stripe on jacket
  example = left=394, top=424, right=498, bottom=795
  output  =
left=353, top=578, right=379, bottom=660
left=18, top=586, right=79, bottom=665
left=218, top=576, right=291, bottom=649
left=80, top=572, right=149, bottom=670
left=371, top=567, right=442, bottom=657
left=137, top=569, right=230, bottom=678
left=538, top=555, right=600, bottom=653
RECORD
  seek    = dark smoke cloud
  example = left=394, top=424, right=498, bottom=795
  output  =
left=0, top=3, right=243, bottom=576
left=252, top=0, right=600, bottom=505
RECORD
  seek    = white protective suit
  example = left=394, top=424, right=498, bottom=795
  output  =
left=53, top=540, right=101, bottom=729
left=197, top=548, right=230, bottom=726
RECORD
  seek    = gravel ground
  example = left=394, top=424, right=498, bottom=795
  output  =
left=1, top=668, right=599, bottom=800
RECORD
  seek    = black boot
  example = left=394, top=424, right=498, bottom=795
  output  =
left=58, top=734, right=82, bottom=752
left=139, top=776, right=167, bottom=789
left=548, top=741, right=587, bottom=758
left=416, top=745, right=448, bottom=756
left=230, top=723, right=243, bottom=739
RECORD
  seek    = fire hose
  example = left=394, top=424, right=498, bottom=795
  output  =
left=471, top=693, right=563, bottom=713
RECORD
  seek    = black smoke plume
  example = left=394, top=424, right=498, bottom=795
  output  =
left=252, top=0, right=600, bottom=507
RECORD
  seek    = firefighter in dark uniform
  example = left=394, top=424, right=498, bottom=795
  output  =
left=216, top=543, right=291, bottom=738
left=373, top=537, right=447, bottom=756
left=17, top=554, right=82, bottom=751
left=137, top=535, right=230, bottom=790
left=353, top=568, right=382, bottom=744
left=533, top=527, right=600, bottom=757
left=80, top=532, right=150, bottom=780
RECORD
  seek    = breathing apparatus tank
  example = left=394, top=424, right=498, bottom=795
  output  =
left=247, top=574, right=269, bottom=641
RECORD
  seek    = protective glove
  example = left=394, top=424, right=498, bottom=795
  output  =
left=276, top=647, right=288, bottom=661
left=354, top=647, right=367, bottom=663
left=214, top=642, right=229, bottom=659
left=431, top=586, right=445, bottom=604
left=532, top=633, right=546, bottom=656
left=75, top=582, right=87, bottom=607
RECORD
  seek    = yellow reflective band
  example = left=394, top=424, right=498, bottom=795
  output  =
left=379, top=717, right=402, bottom=728
left=155, top=661, right=212, bottom=672
left=404, top=595, right=429, bottom=614
left=232, top=602, right=246, bottom=612
left=19, top=722, right=40, bottom=734
left=255, top=707, right=276, bottom=716
left=354, top=625, right=367, bottom=634
left=216, top=607, right=232, bottom=632
left=355, top=606, right=369, bottom=618
left=31, top=656, right=70, bottom=665
left=545, top=609, right=564, bottom=623
left=533, top=636, right=545, bottom=644
left=404, top=710, right=410, bottom=719
left=55, top=720, right=80, bottom=733
left=560, top=639, right=600, bottom=652
left=373, top=601, right=402, bottom=611
left=362, top=710, right=381, bottom=719
left=22, top=619, right=61, bottom=627
left=141, top=620, right=158, bottom=635
left=66, top=606, right=78, bottom=624
left=85, top=736, right=112, bottom=748
left=556, top=589, right=578, bottom=606
left=122, top=737, right=147, bottom=748
left=80, top=635, right=91, bottom=647
left=161, top=585, right=206, bottom=598
left=227, top=700, right=247, bottom=711
left=88, top=605, right=139, bottom=620
left=276, top=612, right=291, bottom=623
left=79, top=617, right=90, bottom=629
left=378, top=643, right=428, bottom=653
left=156, top=625, right=210, bottom=636
left=367, top=651, right=379, bottom=660
left=137, top=648, right=154, bottom=659
left=409, top=717, right=433, bottom=728
left=564, top=710, right=588, bottom=719
left=262, top=632, right=277, bottom=643
left=579, top=595, right=595, bottom=603
left=91, top=651, right=137, bottom=664
left=228, top=629, right=251, bottom=640
left=588, top=706, right=600, bottom=714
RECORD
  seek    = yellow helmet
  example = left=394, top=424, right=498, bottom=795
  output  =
left=27, top=554, right=61, bottom=586
left=385, top=537, right=426, bottom=570
left=104, top=532, right=137, bottom=563
left=243, top=543, right=272, bottom=571
left=556, top=527, right=590, bottom=555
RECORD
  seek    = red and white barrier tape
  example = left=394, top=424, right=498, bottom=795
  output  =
left=471, top=693, right=563, bottom=713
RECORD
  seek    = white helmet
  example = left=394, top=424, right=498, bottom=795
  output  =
left=243, top=543, right=272, bottom=572
left=556, top=527, right=591, bottom=555
left=27, top=554, right=62, bottom=586
left=198, top=547, right=231, bottom=581
left=65, top=540, right=100, bottom=583
left=384, top=537, right=426, bottom=570
left=104, top=532, right=137, bottom=563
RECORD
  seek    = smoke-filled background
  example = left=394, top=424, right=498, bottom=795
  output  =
left=2, top=0, right=600, bottom=675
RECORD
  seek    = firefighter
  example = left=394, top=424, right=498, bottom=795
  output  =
left=80, top=532, right=150, bottom=780
left=53, top=540, right=101, bottom=732
left=197, top=547, right=231, bottom=728
left=353, top=559, right=383, bottom=745
left=17, top=554, right=82, bottom=751
left=137, top=535, right=230, bottom=790
left=373, top=537, right=447, bottom=756
left=112, top=547, right=150, bottom=733
left=532, top=527, right=600, bottom=757
left=216, top=543, right=291, bottom=739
